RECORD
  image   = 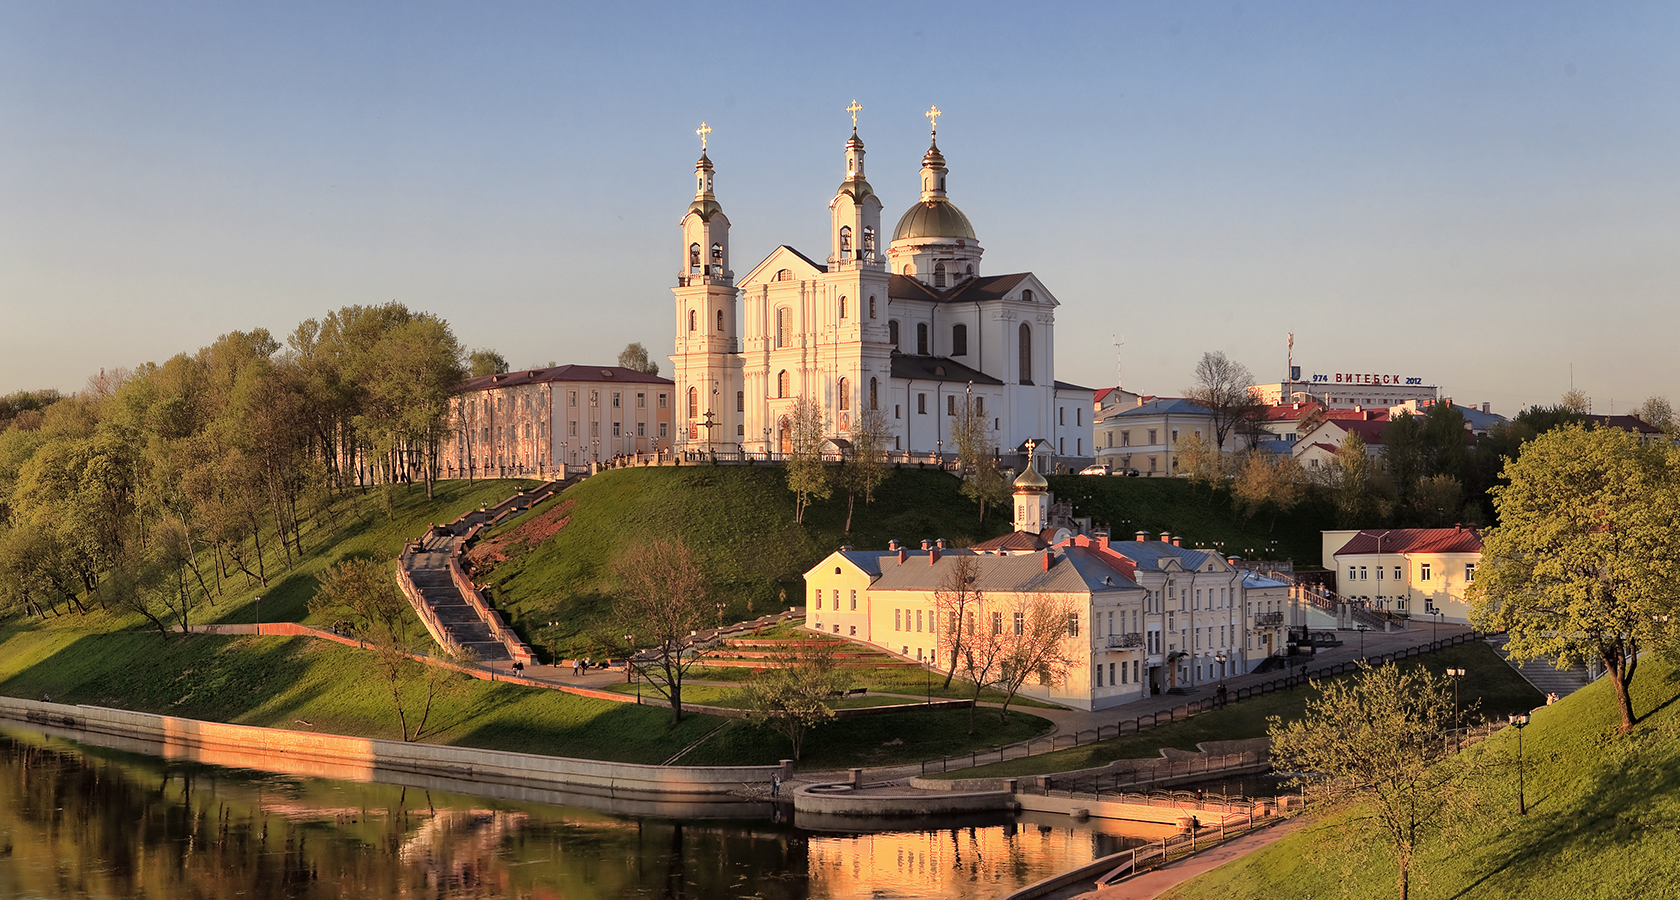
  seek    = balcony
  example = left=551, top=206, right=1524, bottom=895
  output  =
left=1256, top=611, right=1284, bottom=627
left=1106, top=633, right=1144, bottom=649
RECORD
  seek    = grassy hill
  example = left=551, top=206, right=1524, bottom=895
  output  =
left=479, top=466, right=1339, bottom=659
left=1159, top=659, right=1680, bottom=899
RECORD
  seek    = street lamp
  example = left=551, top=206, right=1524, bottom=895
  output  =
left=1357, top=624, right=1369, bottom=659
left=254, top=595, right=262, bottom=636
left=1446, top=667, right=1466, bottom=731
left=715, top=601, right=725, bottom=630
left=936, top=437, right=943, bottom=468
left=624, top=634, right=635, bottom=683
left=1509, top=713, right=1530, bottom=814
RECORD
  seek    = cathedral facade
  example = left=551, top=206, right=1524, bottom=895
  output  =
left=669, top=113, right=1093, bottom=465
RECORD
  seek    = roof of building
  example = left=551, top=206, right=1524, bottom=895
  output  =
left=892, top=197, right=977, bottom=242
left=1108, top=397, right=1215, bottom=419
left=1243, top=572, right=1292, bottom=589
left=863, top=546, right=1143, bottom=595
left=972, top=530, right=1055, bottom=552
left=1586, top=414, right=1667, bottom=436
left=1102, top=540, right=1225, bottom=573
left=1054, top=380, right=1095, bottom=394
left=887, top=272, right=1034, bottom=305
left=456, top=364, right=674, bottom=393
left=889, top=353, right=1004, bottom=385
left=1333, top=527, right=1483, bottom=556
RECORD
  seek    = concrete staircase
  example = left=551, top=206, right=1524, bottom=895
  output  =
left=406, top=558, right=510, bottom=662
left=1489, top=635, right=1594, bottom=701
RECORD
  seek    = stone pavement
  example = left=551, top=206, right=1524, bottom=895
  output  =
left=1487, top=633, right=1594, bottom=701
left=1046, top=817, right=1309, bottom=900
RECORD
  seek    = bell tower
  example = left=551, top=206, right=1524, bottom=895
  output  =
left=671, top=122, right=741, bottom=453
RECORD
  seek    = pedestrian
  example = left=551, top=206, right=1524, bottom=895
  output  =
left=771, top=773, right=781, bottom=798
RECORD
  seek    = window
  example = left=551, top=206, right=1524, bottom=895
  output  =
left=991, top=612, right=1003, bottom=635
left=569, top=391, right=578, bottom=407
left=869, top=377, right=878, bottom=410
left=716, top=309, right=724, bottom=331
left=777, top=370, right=790, bottom=398
left=687, top=387, right=698, bottom=418
left=1147, top=429, right=1157, bottom=445
left=689, top=243, right=701, bottom=273
left=838, top=377, right=850, bottom=411
left=868, top=295, right=877, bottom=318
left=947, top=395, right=956, bottom=416
left=917, top=393, right=927, bottom=414
left=862, top=227, right=875, bottom=261
left=952, top=323, right=968, bottom=356
left=1348, top=566, right=1357, bottom=581
left=1018, top=323, right=1033, bottom=384
left=888, top=320, right=900, bottom=348
left=775, top=307, right=790, bottom=348
left=688, top=309, right=696, bottom=332
left=658, top=422, right=668, bottom=438
left=850, top=590, right=857, bottom=610
left=1022, top=289, right=1035, bottom=302
left=711, top=243, right=722, bottom=269
left=1121, top=431, right=1130, bottom=447
left=1059, top=407, right=1065, bottom=426
left=917, top=322, right=929, bottom=355
left=1013, top=612, right=1024, bottom=635
left=839, top=226, right=852, bottom=259
left=736, top=390, right=744, bottom=412
left=1077, top=408, right=1082, bottom=426
left=637, top=422, right=645, bottom=437
left=612, top=392, right=621, bottom=408
left=1394, top=565, right=1402, bottom=580
left=974, top=396, right=984, bottom=416
left=775, top=268, right=793, bottom=281
left=1376, top=566, right=1383, bottom=581
left=1465, top=563, right=1476, bottom=581
left=1067, top=613, right=1079, bottom=637
left=916, top=610, right=923, bottom=632
left=839, top=295, right=848, bottom=318
left=637, top=392, right=645, bottom=408
left=894, top=609, right=901, bottom=631
left=895, top=404, right=901, bottom=419
left=1360, top=566, right=1369, bottom=580
left=612, top=422, right=621, bottom=437
left=569, top=421, right=576, bottom=436
left=934, top=262, right=946, bottom=287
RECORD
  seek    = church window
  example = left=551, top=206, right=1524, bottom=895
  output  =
left=917, top=393, right=927, bottom=415
left=687, top=387, right=698, bottom=418
left=689, top=243, right=701, bottom=274
left=637, top=422, right=645, bottom=437
left=737, top=423, right=744, bottom=436
left=974, top=396, right=984, bottom=416
left=1059, top=407, right=1065, bottom=426
left=777, top=370, right=790, bottom=398
left=716, top=309, right=724, bottom=331
left=933, top=263, right=946, bottom=288
left=895, top=404, right=901, bottom=420
left=869, top=377, right=878, bottom=410
left=839, top=296, right=848, bottom=319
left=916, top=323, right=929, bottom=355
left=569, top=421, right=576, bottom=436
left=888, top=320, right=900, bottom=348
left=868, top=295, right=877, bottom=318
left=736, top=390, right=744, bottom=412
left=775, top=307, right=790, bottom=348
left=838, top=377, right=850, bottom=411
left=590, top=391, right=599, bottom=406
left=689, top=309, right=696, bottom=332
left=952, top=323, right=968, bottom=357
left=710, top=243, right=722, bottom=270
left=862, top=226, right=876, bottom=261
left=1018, top=323, right=1033, bottom=385
left=1022, top=289, right=1035, bottom=302
left=839, top=226, right=852, bottom=259
left=775, top=268, right=793, bottom=281
left=1077, top=408, right=1083, bottom=426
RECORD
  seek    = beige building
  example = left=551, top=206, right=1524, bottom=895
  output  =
left=1322, top=527, right=1484, bottom=623
left=442, top=365, right=674, bottom=478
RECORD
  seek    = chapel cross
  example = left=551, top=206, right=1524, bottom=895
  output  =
left=847, top=99, right=863, bottom=130
left=925, top=104, right=942, bottom=136
left=696, top=121, right=711, bottom=150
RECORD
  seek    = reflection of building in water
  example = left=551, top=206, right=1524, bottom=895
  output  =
left=399, top=809, right=532, bottom=893
left=805, top=821, right=1153, bottom=900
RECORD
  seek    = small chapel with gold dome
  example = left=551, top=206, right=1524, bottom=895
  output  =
left=668, top=105, right=1093, bottom=466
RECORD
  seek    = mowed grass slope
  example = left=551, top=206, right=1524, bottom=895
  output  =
left=1158, top=658, right=1680, bottom=900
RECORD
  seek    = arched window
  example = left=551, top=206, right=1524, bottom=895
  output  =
left=775, top=307, right=790, bottom=348
left=934, top=263, right=947, bottom=288
left=687, top=387, right=698, bottom=418
left=839, top=226, right=852, bottom=259
left=966, top=264, right=974, bottom=279
left=777, top=370, right=790, bottom=398
left=952, top=323, right=968, bottom=357
left=1018, top=323, right=1033, bottom=385
left=689, top=243, right=701, bottom=274
left=868, top=295, right=877, bottom=319
left=775, top=268, right=793, bottom=281
left=688, top=309, right=696, bottom=332
left=710, top=243, right=722, bottom=269
left=917, top=322, right=929, bottom=355
left=839, top=296, right=848, bottom=319
left=888, top=320, right=900, bottom=348
left=716, top=309, right=724, bottom=331
left=736, top=390, right=744, bottom=412
left=838, top=377, right=850, bottom=411
left=869, top=377, right=878, bottom=410
left=862, top=227, right=876, bottom=261
left=1022, top=289, right=1035, bottom=303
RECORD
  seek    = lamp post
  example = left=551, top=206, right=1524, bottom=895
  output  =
left=624, top=634, right=635, bottom=684
left=763, top=427, right=771, bottom=459
left=715, top=602, right=725, bottom=631
left=1446, top=667, right=1466, bottom=731
left=254, top=595, right=262, bottom=636
left=1509, top=713, right=1530, bottom=814
left=1357, top=624, right=1369, bottom=660
left=936, top=437, right=943, bottom=469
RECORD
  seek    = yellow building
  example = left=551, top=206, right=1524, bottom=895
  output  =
left=1322, top=527, right=1484, bottom=623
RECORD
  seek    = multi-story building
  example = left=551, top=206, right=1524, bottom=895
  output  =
left=441, top=365, right=674, bottom=478
left=1322, top=527, right=1484, bottom=622
left=1092, top=397, right=1257, bottom=475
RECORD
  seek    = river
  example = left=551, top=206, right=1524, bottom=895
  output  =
left=0, top=724, right=1164, bottom=899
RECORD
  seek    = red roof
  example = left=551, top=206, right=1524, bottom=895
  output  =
left=1335, top=528, right=1483, bottom=556
left=456, top=364, right=673, bottom=393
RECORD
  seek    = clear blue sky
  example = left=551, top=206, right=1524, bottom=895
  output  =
left=4, top=2, right=1676, bottom=414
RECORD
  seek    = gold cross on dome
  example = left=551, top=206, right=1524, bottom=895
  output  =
left=696, top=121, right=711, bottom=150
left=925, top=104, right=942, bottom=136
left=846, top=99, right=863, bottom=129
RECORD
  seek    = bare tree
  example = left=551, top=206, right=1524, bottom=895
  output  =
left=1184, top=351, right=1263, bottom=452
left=993, top=592, right=1081, bottom=721
left=933, top=554, right=984, bottom=689
left=614, top=538, right=712, bottom=724
left=839, top=406, right=890, bottom=532
left=785, top=396, right=830, bottom=525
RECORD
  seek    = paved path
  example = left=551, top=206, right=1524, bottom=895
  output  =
left=1488, top=633, right=1593, bottom=701
left=1046, top=817, right=1309, bottom=900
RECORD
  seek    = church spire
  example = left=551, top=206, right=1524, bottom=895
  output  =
left=919, top=105, right=948, bottom=201
left=693, top=121, right=716, bottom=202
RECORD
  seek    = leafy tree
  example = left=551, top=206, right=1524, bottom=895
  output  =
left=1183, top=351, right=1262, bottom=451
left=960, top=459, right=1011, bottom=527
left=617, top=342, right=661, bottom=376
left=1408, top=474, right=1462, bottom=527
left=933, top=554, right=983, bottom=689
left=1381, top=412, right=1424, bottom=507
left=1173, top=432, right=1227, bottom=493
left=468, top=349, right=509, bottom=377
left=614, top=538, right=712, bottom=724
left=1230, top=452, right=1305, bottom=529
left=1420, top=401, right=1467, bottom=480
left=784, top=396, right=829, bottom=525
left=839, top=406, right=890, bottom=532
left=741, top=640, right=848, bottom=760
left=1330, top=431, right=1378, bottom=527
left=1269, top=662, right=1484, bottom=900
left=1469, top=424, right=1680, bottom=733
left=952, top=399, right=1008, bottom=524
left=1637, top=395, right=1675, bottom=436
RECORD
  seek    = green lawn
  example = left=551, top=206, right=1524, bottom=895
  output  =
left=930, top=641, right=1541, bottom=779
left=1158, top=657, right=1680, bottom=899
left=681, top=707, right=1053, bottom=769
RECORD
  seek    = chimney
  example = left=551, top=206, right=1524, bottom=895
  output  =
left=1043, top=551, right=1053, bottom=571
left=1159, top=532, right=1172, bottom=543
left=921, top=539, right=932, bottom=551
left=898, top=548, right=908, bottom=565
left=1135, top=531, right=1149, bottom=542
left=1173, top=537, right=1182, bottom=547
left=887, top=539, right=900, bottom=551
left=929, top=548, right=940, bottom=564
left=1228, top=556, right=1240, bottom=565
left=1098, top=534, right=1110, bottom=552
left=1482, top=402, right=1490, bottom=414
left=936, top=538, right=947, bottom=550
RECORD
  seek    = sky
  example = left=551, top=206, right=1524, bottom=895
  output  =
left=3, top=1, right=1677, bottom=414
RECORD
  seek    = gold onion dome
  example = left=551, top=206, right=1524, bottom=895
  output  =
left=1013, top=458, right=1049, bottom=492
left=893, top=199, right=975, bottom=241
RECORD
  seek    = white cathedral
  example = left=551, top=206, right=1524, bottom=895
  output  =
left=669, top=108, right=1093, bottom=466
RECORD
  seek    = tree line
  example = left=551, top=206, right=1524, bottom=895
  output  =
left=0, top=303, right=475, bottom=632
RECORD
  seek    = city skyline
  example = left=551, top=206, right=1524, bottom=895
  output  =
left=4, top=2, right=1677, bottom=414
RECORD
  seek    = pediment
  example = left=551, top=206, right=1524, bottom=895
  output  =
left=740, top=245, right=828, bottom=289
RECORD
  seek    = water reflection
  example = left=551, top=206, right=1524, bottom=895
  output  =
left=0, top=726, right=1154, bottom=900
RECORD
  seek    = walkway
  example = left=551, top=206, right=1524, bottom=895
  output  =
left=1047, top=817, right=1309, bottom=900
left=408, top=528, right=509, bottom=662
left=1488, top=633, right=1593, bottom=701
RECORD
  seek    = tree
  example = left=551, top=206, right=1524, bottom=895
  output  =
left=839, top=406, right=890, bottom=532
left=613, top=538, right=712, bottom=724
left=1419, top=401, right=1467, bottom=481
left=933, top=554, right=984, bottom=689
left=1330, top=431, right=1378, bottom=527
left=992, top=592, right=1080, bottom=721
left=1173, top=432, right=1228, bottom=492
left=741, top=640, right=848, bottom=760
left=960, top=459, right=1011, bottom=527
left=1230, top=452, right=1305, bottom=529
left=1408, top=474, right=1462, bottom=527
left=1637, top=395, right=1675, bottom=436
left=468, top=349, right=509, bottom=377
left=784, top=396, right=830, bottom=525
left=1382, top=412, right=1424, bottom=507
left=1269, top=662, right=1483, bottom=900
left=952, top=398, right=1009, bottom=524
left=1560, top=388, right=1591, bottom=415
left=617, top=342, right=660, bottom=376
left=1468, top=425, right=1680, bottom=733
left=1183, top=351, right=1263, bottom=452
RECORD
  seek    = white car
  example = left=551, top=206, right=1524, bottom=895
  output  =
left=1079, top=464, right=1111, bottom=476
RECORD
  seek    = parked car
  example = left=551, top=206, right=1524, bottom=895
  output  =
left=1079, top=464, right=1111, bottom=476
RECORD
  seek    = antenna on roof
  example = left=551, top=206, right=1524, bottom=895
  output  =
left=1112, top=334, right=1124, bottom=393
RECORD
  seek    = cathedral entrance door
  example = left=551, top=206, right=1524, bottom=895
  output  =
left=778, top=418, right=792, bottom=455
